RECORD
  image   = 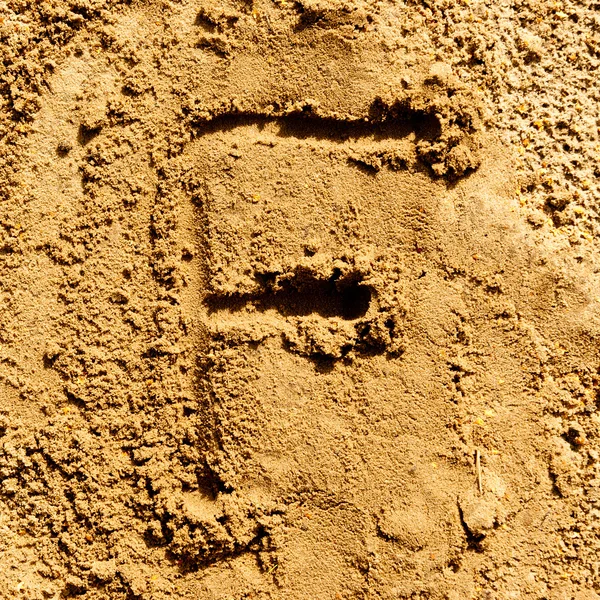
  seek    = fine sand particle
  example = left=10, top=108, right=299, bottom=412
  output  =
left=1, top=1, right=600, bottom=599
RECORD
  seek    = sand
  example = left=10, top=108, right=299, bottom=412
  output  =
left=1, top=0, right=600, bottom=598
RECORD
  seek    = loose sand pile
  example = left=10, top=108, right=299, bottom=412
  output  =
left=1, top=0, right=600, bottom=598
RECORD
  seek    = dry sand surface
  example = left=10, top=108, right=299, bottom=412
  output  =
left=1, top=0, right=600, bottom=598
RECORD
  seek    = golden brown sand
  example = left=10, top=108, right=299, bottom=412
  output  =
left=1, top=1, right=600, bottom=598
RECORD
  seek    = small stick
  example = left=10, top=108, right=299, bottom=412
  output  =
left=476, top=449, right=483, bottom=494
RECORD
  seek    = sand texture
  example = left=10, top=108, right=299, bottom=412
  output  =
left=1, top=0, right=600, bottom=598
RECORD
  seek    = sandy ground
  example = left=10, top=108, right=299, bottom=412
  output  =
left=1, top=0, right=600, bottom=598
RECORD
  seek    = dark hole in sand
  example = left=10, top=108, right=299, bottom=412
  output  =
left=206, top=276, right=372, bottom=321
